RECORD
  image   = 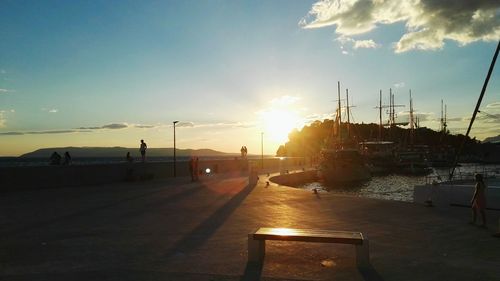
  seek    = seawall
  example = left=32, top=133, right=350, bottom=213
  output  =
left=1, top=157, right=308, bottom=192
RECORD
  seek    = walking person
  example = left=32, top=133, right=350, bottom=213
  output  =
left=470, top=173, right=487, bottom=227
left=189, top=157, right=195, bottom=181
left=140, top=139, right=147, bottom=162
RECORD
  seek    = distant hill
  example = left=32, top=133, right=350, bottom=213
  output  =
left=483, top=135, right=500, bottom=144
left=20, top=147, right=235, bottom=158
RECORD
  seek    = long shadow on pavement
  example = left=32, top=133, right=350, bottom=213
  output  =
left=1, top=182, right=202, bottom=238
left=163, top=179, right=257, bottom=259
left=240, top=262, right=263, bottom=281
left=359, top=265, right=385, bottom=281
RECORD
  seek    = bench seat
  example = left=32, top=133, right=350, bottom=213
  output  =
left=248, top=227, right=369, bottom=268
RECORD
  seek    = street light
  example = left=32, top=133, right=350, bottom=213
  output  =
left=173, top=121, right=179, bottom=177
left=261, top=132, right=264, bottom=169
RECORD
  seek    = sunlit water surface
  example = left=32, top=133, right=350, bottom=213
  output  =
left=299, top=164, right=500, bottom=202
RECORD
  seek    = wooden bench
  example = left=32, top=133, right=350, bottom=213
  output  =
left=248, top=227, right=369, bottom=268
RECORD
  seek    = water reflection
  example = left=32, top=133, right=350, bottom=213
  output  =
left=300, top=174, right=427, bottom=202
left=299, top=164, right=500, bottom=202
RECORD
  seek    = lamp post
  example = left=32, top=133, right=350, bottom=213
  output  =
left=173, top=121, right=179, bottom=177
left=261, top=132, right=264, bottom=169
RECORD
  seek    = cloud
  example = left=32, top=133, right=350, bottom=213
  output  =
left=445, top=117, right=463, bottom=122
left=134, top=124, right=156, bottom=129
left=486, top=102, right=500, bottom=109
left=0, top=129, right=92, bottom=136
left=78, top=123, right=129, bottom=130
left=353, top=39, right=380, bottom=49
left=394, top=82, right=406, bottom=88
left=0, top=69, right=5, bottom=74
left=336, top=36, right=380, bottom=52
left=0, top=88, right=13, bottom=94
left=269, top=95, right=301, bottom=106
left=0, top=113, right=5, bottom=128
left=301, top=0, right=500, bottom=53
left=192, top=121, right=255, bottom=129
left=175, top=122, right=195, bottom=128
left=41, top=108, right=58, bottom=113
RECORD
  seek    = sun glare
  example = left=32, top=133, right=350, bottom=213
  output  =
left=261, top=109, right=302, bottom=144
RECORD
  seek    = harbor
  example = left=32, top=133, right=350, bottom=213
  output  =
left=1, top=169, right=500, bottom=281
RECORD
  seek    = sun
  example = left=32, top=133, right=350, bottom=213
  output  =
left=261, top=109, right=302, bottom=144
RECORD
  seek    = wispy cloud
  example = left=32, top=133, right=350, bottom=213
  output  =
left=486, top=102, right=500, bottom=109
left=188, top=121, right=255, bottom=129
left=269, top=95, right=301, bottom=106
left=0, top=88, right=13, bottom=94
left=0, top=113, right=5, bottom=128
left=78, top=123, right=129, bottom=130
left=301, top=0, right=500, bottom=53
left=0, top=129, right=92, bottom=136
left=336, top=36, right=379, bottom=52
left=134, top=124, right=156, bottom=129
left=353, top=39, right=379, bottom=49
left=41, top=108, right=58, bottom=113
left=175, top=122, right=195, bottom=128
left=394, top=82, right=405, bottom=88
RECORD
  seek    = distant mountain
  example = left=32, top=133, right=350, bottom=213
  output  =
left=483, top=135, right=500, bottom=143
left=20, top=147, right=235, bottom=158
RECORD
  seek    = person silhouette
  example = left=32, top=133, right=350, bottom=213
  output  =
left=49, top=152, right=61, bottom=165
left=62, top=151, right=72, bottom=165
left=140, top=139, right=147, bottom=162
left=471, top=173, right=487, bottom=227
left=126, top=152, right=134, bottom=163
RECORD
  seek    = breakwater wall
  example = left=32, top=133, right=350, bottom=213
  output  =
left=1, top=157, right=307, bottom=192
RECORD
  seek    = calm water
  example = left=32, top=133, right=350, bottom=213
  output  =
left=299, top=164, right=500, bottom=202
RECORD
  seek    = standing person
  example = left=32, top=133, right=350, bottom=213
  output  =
left=471, top=173, right=487, bottom=227
left=241, top=146, right=245, bottom=158
left=140, top=139, right=147, bottom=162
left=63, top=151, right=72, bottom=165
left=49, top=152, right=61, bottom=165
left=194, top=157, right=199, bottom=181
left=189, top=157, right=195, bottom=181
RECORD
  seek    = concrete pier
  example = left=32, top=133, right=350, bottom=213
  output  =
left=1, top=172, right=499, bottom=280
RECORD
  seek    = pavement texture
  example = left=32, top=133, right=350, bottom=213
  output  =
left=1, top=171, right=499, bottom=281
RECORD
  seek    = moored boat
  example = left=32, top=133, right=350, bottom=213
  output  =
left=320, top=148, right=371, bottom=185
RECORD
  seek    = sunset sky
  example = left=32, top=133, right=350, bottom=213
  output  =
left=1, top=0, right=499, bottom=156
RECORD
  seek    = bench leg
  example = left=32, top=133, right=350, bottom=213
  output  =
left=355, top=240, right=370, bottom=268
left=248, top=234, right=265, bottom=263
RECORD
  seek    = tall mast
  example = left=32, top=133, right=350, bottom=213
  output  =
left=379, top=90, right=382, bottom=140
left=338, top=81, right=342, bottom=142
left=440, top=99, right=444, bottom=132
left=346, top=88, right=350, bottom=138
left=409, top=90, right=414, bottom=148
left=450, top=40, right=500, bottom=180
left=444, top=104, right=447, bottom=133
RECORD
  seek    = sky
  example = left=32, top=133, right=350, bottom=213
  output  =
left=0, top=0, right=499, bottom=157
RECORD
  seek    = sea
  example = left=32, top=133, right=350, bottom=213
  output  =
left=299, top=163, right=500, bottom=202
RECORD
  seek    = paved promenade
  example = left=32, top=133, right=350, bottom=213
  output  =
left=1, top=172, right=499, bottom=281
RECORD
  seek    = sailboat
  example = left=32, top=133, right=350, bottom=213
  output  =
left=394, top=90, right=432, bottom=175
left=360, top=90, right=397, bottom=174
left=319, top=82, right=371, bottom=185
